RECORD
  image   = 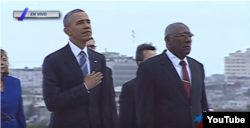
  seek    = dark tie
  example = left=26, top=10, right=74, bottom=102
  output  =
left=180, top=60, right=191, bottom=98
left=79, top=51, right=88, bottom=77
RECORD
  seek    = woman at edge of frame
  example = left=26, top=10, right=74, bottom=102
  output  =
left=1, top=49, right=26, bottom=128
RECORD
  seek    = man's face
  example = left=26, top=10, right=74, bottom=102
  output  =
left=166, top=24, right=193, bottom=56
left=143, top=50, right=156, bottom=61
left=86, top=39, right=96, bottom=51
left=65, top=12, right=92, bottom=42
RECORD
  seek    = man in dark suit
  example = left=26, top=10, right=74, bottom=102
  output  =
left=119, top=43, right=156, bottom=128
left=136, top=22, right=209, bottom=128
left=86, top=37, right=119, bottom=128
left=42, top=9, right=112, bottom=128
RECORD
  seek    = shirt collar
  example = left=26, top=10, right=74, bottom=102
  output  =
left=68, top=40, right=89, bottom=58
left=165, top=49, right=188, bottom=67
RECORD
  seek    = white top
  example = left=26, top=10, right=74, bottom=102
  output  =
left=68, top=41, right=91, bottom=93
left=165, top=49, right=191, bottom=84
left=69, top=40, right=91, bottom=74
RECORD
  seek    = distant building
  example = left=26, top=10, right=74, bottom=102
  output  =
left=205, top=74, right=225, bottom=85
left=224, top=48, right=250, bottom=83
left=112, top=62, right=137, bottom=87
left=114, top=86, right=122, bottom=111
left=9, top=51, right=138, bottom=88
left=9, top=67, right=42, bottom=87
left=103, top=51, right=137, bottom=87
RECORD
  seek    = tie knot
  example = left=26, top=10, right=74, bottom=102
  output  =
left=180, top=60, right=187, bottom=66
left=79, top=51, right=86, bottom=57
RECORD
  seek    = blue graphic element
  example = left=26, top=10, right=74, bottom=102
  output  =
left=19, top=8, right=29, bottom=21
left=194, top=114, right=203, bottom=123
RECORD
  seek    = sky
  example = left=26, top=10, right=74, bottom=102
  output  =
left=1, top=1, right=250, bottom=76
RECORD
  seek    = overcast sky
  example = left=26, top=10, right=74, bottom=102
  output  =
left=1, top=1, right=250, bottom=76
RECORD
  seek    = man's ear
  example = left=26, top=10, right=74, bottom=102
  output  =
left=164, top=36, right=169, bottom=43
left=165, top=36, right=170, bottom=46
left=64, top=27, right=71, bottom=36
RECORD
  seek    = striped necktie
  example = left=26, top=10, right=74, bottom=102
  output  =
left=79, top=51, right=88, bottom=77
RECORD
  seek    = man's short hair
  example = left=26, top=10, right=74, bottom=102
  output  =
left=63, top=9, right=85, bottom=27
left=164, top=22, right=188, bottom=37
left=135, top=43, right=156, bottom=61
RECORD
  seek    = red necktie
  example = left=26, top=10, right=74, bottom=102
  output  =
left=180, top=61, right=191, bottom=98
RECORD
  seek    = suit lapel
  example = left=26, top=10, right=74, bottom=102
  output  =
left=87, top=48, right=99, bottom=73
left=187, top=57, right=199, bottom=103
left=62, top=44, right=83, bottom=81
left=159, top=51, right=190, bottom=102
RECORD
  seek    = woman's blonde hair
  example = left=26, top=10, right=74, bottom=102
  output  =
left=1, top=49, right=9, bottom=76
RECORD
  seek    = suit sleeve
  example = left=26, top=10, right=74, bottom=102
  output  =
left=107, top=68, right=116, bottom=103
left=101, top=57, right=112, bottom=128
left=16, top=79, right=26, bottom=128
left=119, top=83, right=135, bottom=128
left=136, top=62, right=155, bottom=128
left=201, top=64, right=209, bottom=112
left=42, top=56, right=89, bottom=112
left=107, top=68, right=119, bottom=128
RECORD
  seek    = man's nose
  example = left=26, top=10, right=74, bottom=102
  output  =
left=83, top=22, right=91, bottom=29
left=185, top=36, right=192, bottom=42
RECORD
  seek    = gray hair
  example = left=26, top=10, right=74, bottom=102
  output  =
left=164, top=22, right=188, bottom=37
left=63, top=9, right=85, bottom=27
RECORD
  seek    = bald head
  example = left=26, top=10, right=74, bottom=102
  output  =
left=164, top=22, right=189, bottom=37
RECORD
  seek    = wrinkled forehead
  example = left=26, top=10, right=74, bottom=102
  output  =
left=71, top=12, right=90, bottom=23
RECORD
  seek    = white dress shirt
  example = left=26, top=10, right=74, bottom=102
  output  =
left=69, top=41, right=91, bottom=92
left=165, top=49, right=191, bottom=84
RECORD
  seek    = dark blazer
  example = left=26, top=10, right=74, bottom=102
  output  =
left=1, top=76, right=26, bottom=128
left=106, top=67, right=119, bottom=128
left=42, top=44, right=112, bottom=128
left=119, top=78, right=137, bottom=128
left=136, top=51, right=209, bottom=128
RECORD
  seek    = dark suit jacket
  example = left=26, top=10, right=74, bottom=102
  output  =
left=1, top=76, right=26, bottom=128
left=106, top=67, right=119, bottom=128
left=136, top=51, right=209, bottom=128
left=119, top=78, right=137, bottom=128
left=42, top=44, right=112, bottom=128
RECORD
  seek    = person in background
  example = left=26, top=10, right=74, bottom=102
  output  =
left=119, top=43, right=156, bottom=128
left=136, top=22, right=209, bottom=128
left=86, top=37, right=119, bottom=128
left=1, top=49, right=26, bottom=128
left=86, top=37, right=97, bottom=50
left=42, top=9, right=112, bottom=128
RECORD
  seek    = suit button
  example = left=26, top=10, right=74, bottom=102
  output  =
left=190, top=106, right=192, bottom=109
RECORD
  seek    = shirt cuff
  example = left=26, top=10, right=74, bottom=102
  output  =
left=84, top=83, right=90, bottom=93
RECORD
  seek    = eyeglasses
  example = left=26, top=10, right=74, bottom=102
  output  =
left=168, top=33, right=194, bottom=40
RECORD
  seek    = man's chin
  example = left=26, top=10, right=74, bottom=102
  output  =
left=82, top=36, right=92, bottom=41
left=183, top=50, right=191, bottom=56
